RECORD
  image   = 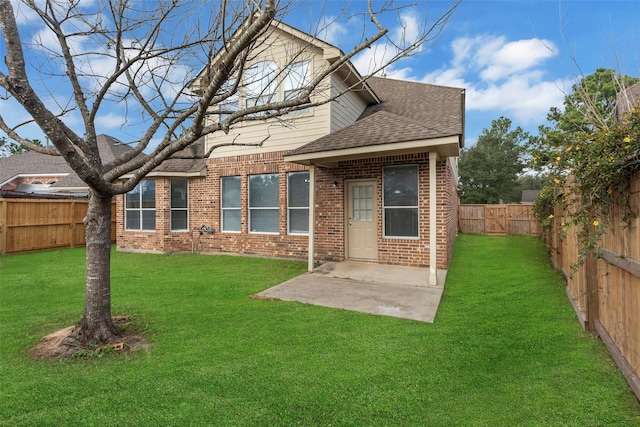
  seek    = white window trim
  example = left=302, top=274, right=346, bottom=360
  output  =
left=287, top=171, right=310, bottom=235
left=383, top=164, right=420, bottom=240
left=170, top=179, right=189, bottom=232
left=283, top=60, right=311, bottom=114
left=245, top=61, right=278, bottom=115
left=230, top=59, right=314, bottom=120
left=221, top=176, right=241, bottom=233
left=248, top=173, right=280, bottom=235
left=218, top=78, right=240, bottom=123
left=125, top=179, right=156, bottom=232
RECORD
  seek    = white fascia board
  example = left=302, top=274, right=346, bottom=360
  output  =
left=120, top=170, right=207, bottom=179
left=1, top=173, right=70, bottom=187
left=285, top=135, right=460, bottom=166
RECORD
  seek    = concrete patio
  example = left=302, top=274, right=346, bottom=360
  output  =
left=253, top=262, right=447, bottom=323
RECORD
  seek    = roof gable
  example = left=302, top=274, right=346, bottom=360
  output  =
left=191, top=17, right=378, bottom=104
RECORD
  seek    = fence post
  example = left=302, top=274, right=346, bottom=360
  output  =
left=70, top=200, right=76, bottom=248
left=584, top=249, right=600, bottom=333
left=0, top=199, right=7, bottom=255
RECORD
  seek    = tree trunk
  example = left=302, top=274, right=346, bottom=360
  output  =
left=76, top=190, right=119, bottom=344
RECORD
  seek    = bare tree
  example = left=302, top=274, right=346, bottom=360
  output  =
left=0, top=0, right=459, bottom=347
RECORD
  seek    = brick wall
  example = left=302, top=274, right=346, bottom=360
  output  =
left=116, top=150, right=458, bottom=269
left=314, top=153, right=454, bottom=269
left=117, top=152, right=309, bottom=258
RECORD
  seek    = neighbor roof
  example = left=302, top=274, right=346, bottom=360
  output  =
left=616, top=81, right=640, bottom=122
left=0, top=135, right=131, bottom=190
left=285, top=77, right=464, bottom=163
left=521, top=190, right=540, bottom=204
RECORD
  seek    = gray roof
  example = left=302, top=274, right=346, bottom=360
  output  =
left=521, top=190, right=540, bottom=204
left=0, top=134, right=131, bottom=189
left=287, top=77, right=464, bottom=156
left=0, top=135, right=208, bottom=189
left=151, top=137, right=207, bottom=175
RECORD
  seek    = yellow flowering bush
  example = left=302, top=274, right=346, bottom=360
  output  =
left=532, top=102, right=640, bottom=264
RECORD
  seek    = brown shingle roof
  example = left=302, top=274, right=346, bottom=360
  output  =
left=287, top=77, right=464, bottom=157
left=151, top=137, right=207, bottom=175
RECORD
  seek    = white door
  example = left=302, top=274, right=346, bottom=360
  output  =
left=346, top=181, right=378, bottom=261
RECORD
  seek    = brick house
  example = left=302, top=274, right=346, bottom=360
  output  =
left=116, top=20, right=465, bottom=285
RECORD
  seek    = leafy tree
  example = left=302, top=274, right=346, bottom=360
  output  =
left=529, top=69, right=640, bottom=169
left=548, top=68, right=639, bottom=134
left=528, top=68, right=640, bottom=264
left=0, top=0, right=459, bottom=349
left=459, top=117, right=527, bottom=204
left=0, top=136, right=43, bottom=157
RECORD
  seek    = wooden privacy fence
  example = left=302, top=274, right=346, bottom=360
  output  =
left=0, top=198, right=116, bottom=254
left=545, top=174, right=640, bottom=400
left=458, top=204, right=540, bottom=236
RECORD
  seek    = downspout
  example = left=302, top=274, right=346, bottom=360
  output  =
left=429, top=152, right=438, bottom=286
left=307, top=164, right=316, bottom=272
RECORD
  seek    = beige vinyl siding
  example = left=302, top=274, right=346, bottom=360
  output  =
left=207, top=102, right=331, bottom=158
left=329, top=76, right=368, bottom=132
left=206, top=27, right=335, bottom=159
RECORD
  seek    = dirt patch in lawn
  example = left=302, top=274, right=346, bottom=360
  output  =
left=29, top=316, right=150, bottom=360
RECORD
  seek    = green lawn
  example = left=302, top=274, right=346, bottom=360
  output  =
left=1, top=234, right=639, bottom=426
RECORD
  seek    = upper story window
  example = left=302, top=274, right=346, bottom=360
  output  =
left=217, top=59, right=312, bottom=120
left=125, top=179, right=156, bottom=231
left=218, top=78, right=240, bottom=122
left=383, top=165, right=419, bottom=238
left=170, top=179, right=188, bottom=231
left=245, top=61, right=278, bottom=113
left=284, top=61, right=311, bottom=113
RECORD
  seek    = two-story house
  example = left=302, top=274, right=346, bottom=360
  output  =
left=116, top=19, right=465, bottom=285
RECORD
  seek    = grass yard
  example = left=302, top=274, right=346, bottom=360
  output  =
left=1, top=234, right=639, bottom=426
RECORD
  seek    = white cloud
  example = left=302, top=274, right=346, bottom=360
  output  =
left=480, top=39, right=557, bottom=81
left=393, top=12, right=421, bottom=49
left=10, top=0, right=39, bottom=25
left=352, top=9, right=431, bottom=77
left=317, top=17, right=348, bottom=46
left=95, top=112, right=126, bottom=130
left=352, top=42, right=397, bottom=75
left=467, top=74, right=567, bottom=123
left=420, top=35, right=566, bottom=125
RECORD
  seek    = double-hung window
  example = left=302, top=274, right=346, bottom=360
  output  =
left=221, top=176, right=241, bottom=232
left=283, top=60, right=311, bottom=113
left=287, top=171, right=309, bottom=234
left=218, top=78, right=239, bottom=122
left=383, top=165, right=419, bottom=238
left=249, top=173, right=279, bottom=233
left=170, top=179, right=188, bottom=231
left=125, top=179, right=156, bottom=231
left=245, top=61, right=278, bottom=114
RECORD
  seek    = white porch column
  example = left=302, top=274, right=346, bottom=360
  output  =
left=307, top=164, right=316, bottom=272
left=429, top=152, right=438, bottom=286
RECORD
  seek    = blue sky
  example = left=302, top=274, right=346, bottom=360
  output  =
left=1, top=0, right=638, bottom=149
left=308, top=0, right=638, bottom=146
